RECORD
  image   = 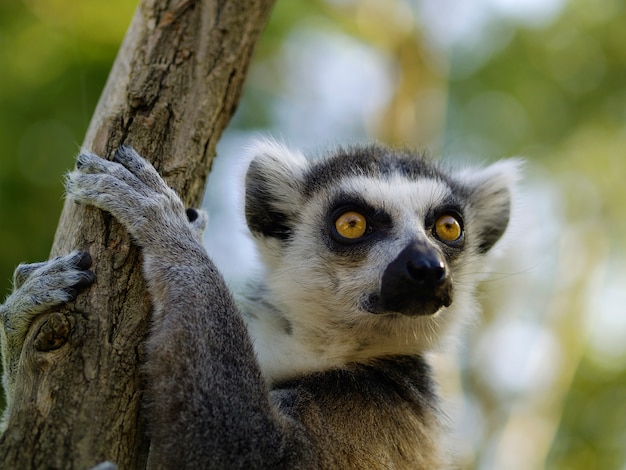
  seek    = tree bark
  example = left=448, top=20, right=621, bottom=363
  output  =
left=0, top=0, right=275, bottom=468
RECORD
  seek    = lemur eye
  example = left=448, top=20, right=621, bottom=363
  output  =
left=335, top=211, right=367, bottom=240
left=433, top=214, right=463, bottom=243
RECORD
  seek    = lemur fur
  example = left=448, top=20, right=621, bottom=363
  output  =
left=1, top=142, right=518, bottom=469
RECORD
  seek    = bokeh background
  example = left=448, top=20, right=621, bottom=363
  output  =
left=1, top=0, right=625, bottom=468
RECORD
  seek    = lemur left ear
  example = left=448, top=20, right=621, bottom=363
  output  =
left=244, top=139, right=308, bottom=241
left=458, top=159, right=522, bottom=253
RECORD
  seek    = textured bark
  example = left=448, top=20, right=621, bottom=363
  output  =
left=0, top=0, right=275, bottom=468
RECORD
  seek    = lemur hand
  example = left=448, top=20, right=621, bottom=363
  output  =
left=66, top=146, right=207, bottom=250
left=1, top=251, right=94, bottom=423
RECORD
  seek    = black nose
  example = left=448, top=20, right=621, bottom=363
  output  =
left=406, top=252, right=447, bottom=287
left=379, top=241, right=452, bottom=316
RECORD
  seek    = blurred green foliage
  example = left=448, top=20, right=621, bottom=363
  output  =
left=1, top=0, right=625, bottom=469
left=549, top=359, right=626, bottom=469
left=0, top=0, right=134, bottom=290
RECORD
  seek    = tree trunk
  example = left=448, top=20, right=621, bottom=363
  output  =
left=0, top=0, right=275, bottom=468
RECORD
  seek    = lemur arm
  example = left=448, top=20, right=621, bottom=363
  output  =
left=66, top=147, right=314, bottom=468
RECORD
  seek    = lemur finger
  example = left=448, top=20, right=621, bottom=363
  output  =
left=75, top=151, right=154, bottom=198
left=34, top=252, right=94, bottom=290
left=65, top=269, right=95, bottom=296
left=186, top=208, right=199, bottom=222
left=2, top=251, right=94, bottom=329
left=73, top=251, right=93, bottom=270
left=113, top=145, right=171, bottom=194
left=20, top=251, right=92, bottom=282
left=66, top=170, right=189, bottom=245
left=186, top=208, right=209, bottom=240
left=66, top=171, right=145, bottom=219
left=39, top=253, right=94, bottom=304
left=13, top=261, right=48, bottom=290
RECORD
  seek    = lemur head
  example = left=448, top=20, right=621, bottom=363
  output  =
left=243, top=140, right=518, bottom=373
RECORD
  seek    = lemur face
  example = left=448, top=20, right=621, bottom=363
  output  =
left=317, top=175, right=461, bottom=317
left=245, top=141, right=517, bottom=333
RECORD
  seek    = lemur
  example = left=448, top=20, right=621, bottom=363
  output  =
left=1, top=142, right=518, bottom=468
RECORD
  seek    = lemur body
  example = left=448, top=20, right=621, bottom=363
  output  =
left=0, top=142, right=518, bottom=468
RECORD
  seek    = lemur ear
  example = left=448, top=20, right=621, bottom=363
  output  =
left=245, top=140, right=308, bottom=240
left=458, top=159, right=522, bottom=253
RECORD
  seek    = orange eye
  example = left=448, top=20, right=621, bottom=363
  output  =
left=434, top=214, right=463, bottom=243
left=335, top=211, right=367, bottom=239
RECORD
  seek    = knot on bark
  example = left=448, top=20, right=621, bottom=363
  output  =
left=33, top=312, right=73, bottom=352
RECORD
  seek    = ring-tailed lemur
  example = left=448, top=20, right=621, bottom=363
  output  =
left=1, top=142, right=518, bottom=468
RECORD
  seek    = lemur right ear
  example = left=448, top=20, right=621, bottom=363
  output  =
left=458, top=158, right=522, bottom=254
left=244, top=139, right=308, bottom=241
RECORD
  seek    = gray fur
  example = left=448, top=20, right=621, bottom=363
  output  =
left=1, top=141, right=519, bottom=468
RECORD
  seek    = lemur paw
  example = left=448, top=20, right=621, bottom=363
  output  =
left=0, top=251, right=93, bottom=431
left=66, top=146, right=198, bottom=247
left=1, top=251, right=94, bottom=339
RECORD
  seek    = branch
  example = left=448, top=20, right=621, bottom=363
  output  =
left=0, top=0, right=275, bottom=467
